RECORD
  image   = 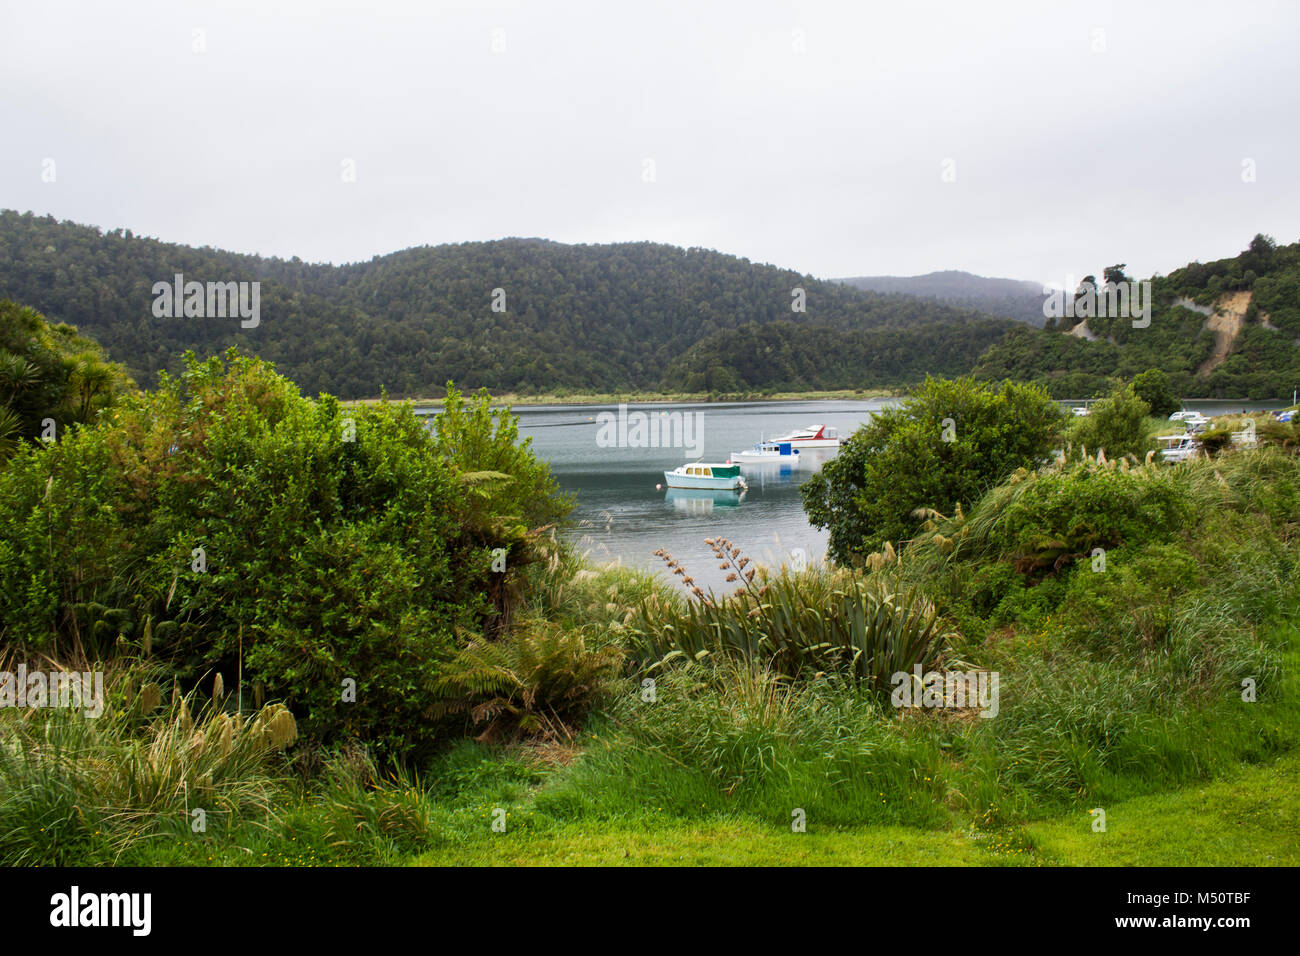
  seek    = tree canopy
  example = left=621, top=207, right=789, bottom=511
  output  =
left=801, top=376, right=1064, bottom=563
left=0, top=300, right=134, bottom=459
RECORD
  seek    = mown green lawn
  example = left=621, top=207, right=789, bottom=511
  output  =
left=411, top=751, right=1300, bottom=867
left=1022, top=749, right=1300, bottom=866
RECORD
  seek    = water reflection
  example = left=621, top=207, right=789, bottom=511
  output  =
left=665, top=488, right=746, bottom=514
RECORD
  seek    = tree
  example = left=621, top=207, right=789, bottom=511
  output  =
left=1103, top=264, right=1130, bottom=286
left=0, top=300, right=134, bottom=460
left=1130, top=368, right=1179, bottom=419
left=1249, top=234, right=1277, bottom=256
left=1067, top=381, right=1152, bottom=460
left=801, top=376, right=1064, bottom=563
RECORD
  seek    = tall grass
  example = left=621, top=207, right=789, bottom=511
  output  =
left=535, top=661, right=951, bottom=828
left=630, top=543, right=950, bottom=694
left=0, top=677, right=296, bottom=865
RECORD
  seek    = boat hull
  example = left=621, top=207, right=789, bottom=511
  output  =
left=732, top=453, right=800, bottom=464
left=768, top=425, right=843, bottom=449
left=663, top=471, right=746, bottom=490
left=776, top=438, right=841, bottom=448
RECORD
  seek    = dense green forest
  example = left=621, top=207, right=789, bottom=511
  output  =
left=6, top=212, right=1296, bottom=400
left=663, top=317, right=1018, bottom=391
left=0, top=210, right=1003, bottom=399
left=973, top=235, right=1300, bottom=399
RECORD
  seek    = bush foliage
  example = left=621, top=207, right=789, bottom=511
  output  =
left=0, top=350, right=569, bottom=757
left=802, top=376, right=1064, bottom=562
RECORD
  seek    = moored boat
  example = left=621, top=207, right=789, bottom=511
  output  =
left=1156, top=433, right=1199, bottom=463
left=663, top=462, right=747, bottom=490
left=730, top=440, right=801, bottom=464
left=768, top=424, right=842, bottom=448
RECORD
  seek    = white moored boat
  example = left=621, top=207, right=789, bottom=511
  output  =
left=662, top=462, right=747, bottom=491
left=730, top=440, right=801, bottom=465
left=1156, top=433, right=1199, bottom=463
left=768, top=424, right=843, bottom=448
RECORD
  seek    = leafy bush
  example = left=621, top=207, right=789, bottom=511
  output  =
left=802, top=375, right=1064, bottom=561
left=0, top=350, right=569, bottom=758
left=433, top=621, right=624, bottom=741
left=1131, top=368, right=1180, bottom=419
left=984, top=460, right=1188, bottom=574
left=0, top=301, right=134, bottom=460
left=1065, top=381, right=1153, bottom=460
left=1052, top=543, right=1203, bottom=652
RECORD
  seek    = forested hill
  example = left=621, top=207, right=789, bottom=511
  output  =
left=972, top=234, right=1300, bottom=400
left=838, top=270, right=1047, bottom=327
left=0, top=210, right=1008, bottom=398
left=662, top=317, right=1019, bottom=392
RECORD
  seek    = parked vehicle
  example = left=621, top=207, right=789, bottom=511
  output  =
left=1169, top=410, right=1210, bottom=427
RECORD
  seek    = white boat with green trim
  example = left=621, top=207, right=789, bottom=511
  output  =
left=663, top=461, right=747, bottom=490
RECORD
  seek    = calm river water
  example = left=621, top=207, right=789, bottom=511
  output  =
left=427, top=397, right=1285, bottom=595
left=513, top=400, right=890, bottom=594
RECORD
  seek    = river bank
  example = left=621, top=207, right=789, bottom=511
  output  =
left=339, top=387, right=901, bottom=408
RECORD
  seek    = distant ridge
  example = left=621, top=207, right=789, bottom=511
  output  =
left=837, top=270, right=1046, bottom=327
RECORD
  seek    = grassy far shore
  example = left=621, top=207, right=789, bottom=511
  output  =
left=340, top=387, right=902, bottom=407
left=339, top=390, right=1295, bottom=410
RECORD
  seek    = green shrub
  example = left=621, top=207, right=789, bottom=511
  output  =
left=434, top=620, right=625, bottom=740
left=0, top=350, right=569, bottom=758
left=1131, top=368, right=1180, bottom=419
left=0, top=300, right=134, bottom=460
left=801, top=375, right=1064, bottom=561
left=985, top=460, right=1188, bottom=574
left=1053, top=543, right=1203, bottom=652
left=1065, top=381, right=1153, bottom=460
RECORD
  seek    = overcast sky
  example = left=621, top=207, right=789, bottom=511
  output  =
left=2, top=0, right=1298, bottom=286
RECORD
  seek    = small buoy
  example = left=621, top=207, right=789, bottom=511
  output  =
left=656, top=483, right=662, bottom=491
